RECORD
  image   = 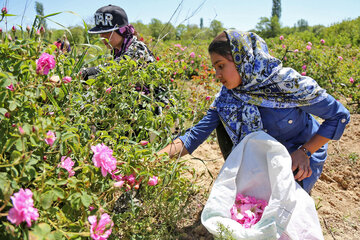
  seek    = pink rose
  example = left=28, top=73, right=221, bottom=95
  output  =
left=91, top=143, right=117, bottom=177
left=148, top=176, right=159, bottom=186
left=36, top=53, right=56, bottom=75
left=294, top=49, right=299, bottom=53
left=306, top=45, right=312, bottom=50
left=18, top=126, right=25, bottom=135
left=114, top=180, right=125, bottom=188
left=205, top=96, right=211, bottom=101
left=62, top=76, right=72, bottom=83
left=11, top=26, right=16, bottom=32
left=190, top=52, right=195, bottom=58
left=349, top=77, right=354, bottom=84
left=320, top=39, right=325, bottom=44
left=88, top=213, right=113, bottom=240
left=279, top=35, right=284, bottom=40
left=126, top=174, right=136, bottom=185
left=44, top=130, right=56, bottom=146
left=302, top=65, right=307, bottom=70
left=140, top=140, right=148, bottom=146
left=6, top=84, right=15, bottom=91
left=307, top=42, right=312, bottom=46
left=338, top=56, right=343, bottom=61
left=7, top=189, right=39, bottom=227
left=58, top=156, right=75, bottom=177
left=301, top=72, right=306, bottom=76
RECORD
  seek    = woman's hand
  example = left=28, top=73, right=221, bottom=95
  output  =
left=290, top=149, right=312, bottom=181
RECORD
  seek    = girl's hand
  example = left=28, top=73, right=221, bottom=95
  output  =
left=290, top=149, right=312, bottom=181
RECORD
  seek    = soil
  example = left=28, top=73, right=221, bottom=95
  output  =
left=178, top=114, right=360, bottom=240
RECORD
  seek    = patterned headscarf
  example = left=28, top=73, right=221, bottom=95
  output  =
left=211, top=30, right=328, bottom=146
left=113, top=24, right=135, bottom=59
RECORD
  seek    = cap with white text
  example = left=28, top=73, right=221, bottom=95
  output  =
left=88, top=5, right=128, bottom=34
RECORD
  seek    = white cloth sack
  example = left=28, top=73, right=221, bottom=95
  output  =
left=201, top=131, right=323, bottom=240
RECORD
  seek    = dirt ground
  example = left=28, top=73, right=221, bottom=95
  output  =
left=179, top=114, right=360, bottom=240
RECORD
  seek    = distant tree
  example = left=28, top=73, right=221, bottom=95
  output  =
left=271, top=0, right=281, bottom=19
left=175, top=24, right=186, bottom=40
left=200, top=18, right=204, bottom=29
left=255, top=16, right=280, bottom=38
left=149, top=18, right=163, bottom=39
left=296, top=19, right=309, bottom=32
left=35, top=1, right=47, bottom=30
left=210, top=20, right=224, bottom=37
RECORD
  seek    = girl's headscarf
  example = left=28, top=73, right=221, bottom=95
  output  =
left=113, top=24, right=135, bottom=59
left=212, top=30, right=327, bottom=146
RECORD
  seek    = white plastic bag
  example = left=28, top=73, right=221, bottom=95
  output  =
left=201, top=131, right=323, bottom=240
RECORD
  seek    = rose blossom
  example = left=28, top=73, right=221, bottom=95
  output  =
left=294, top=49, right=299, bottom=53
left=148, top=176, right=159, bottom=186
left=338, top=56, right=343, bottom=61
left=306, top=45, right=312, bottom=50
left=105, top=87, right=112, bottom=94
left=205, top=96, right=211, bottom=101
left=139, top=140, right=148, bottom=146
left=44, top=130, right=56, bottom=146
left=189, top=52, right=195, bottom=58
left=302, top=65, right=307, bottom=70
left=62, top=76, right=72, bottom=83
left=58, top=156, right=75, bottom=177
left=6, top=84, right=15, bottom=91
left=91, top=143, right=117, bottom=177
left=1, top=7, right=7, bottom=14
left=36, top=52, right=56, bottom=75
left=230, top=193, right=267, bottom=229
left=301, top=72, right=306, bottom=76
left=279, top=35, right=284, bottom=40
left=7, top=189, right=39, bottom=227
left=320, top=39, right=325, bottom=44
left=349, top=77, right=354, bottom=84
left=88, top=213, right=113, bottom=240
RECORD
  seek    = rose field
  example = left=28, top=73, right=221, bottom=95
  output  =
left=1, top=11, right=360, bottom=240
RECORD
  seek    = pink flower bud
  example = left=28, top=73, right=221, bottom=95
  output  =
left=302, top=65, right=307, bottom=70
left=11, top=26, right=16, bottom=32
left=140, top=140, right=148, bottom=146
left=306, top=45, right=311, bottom=50
left=307, top=42, right=312, bottom=46
left=40, top=26, right=45, bottom=34
left=205, top=96, right=211, bottom=101
left=301, top=72, right=306, bottom=76
left=105, top=87, right=112, bottom=94
left=5, top=112, right=10, bottom=118
left=36, top=30, right=40, bottom=36
left=0, top=28, right=2, bottom=33
left=320, top=39, right=325, bottom=44
left=26, top=25, right=31, bottom=32
left=279, top=35, right=284, bottom=40
left=1, top=7, right=7, bottom=14
left=6, top=84, right=15, bottom=91
left=349, top=77, right=354, bottom=84
left=294, top=49, right=299, bottom=53
left=148, top=176, right=159, bottom=186
left=62, top=76, right=72, bottom=83
left=338, top=56, right=343, bottom=61
left=18, top=126, right=25, bottom=135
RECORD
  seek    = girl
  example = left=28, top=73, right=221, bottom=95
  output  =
left=81, top=4, right=155, bottom=80
left=159, top=30, right=350, bottom=193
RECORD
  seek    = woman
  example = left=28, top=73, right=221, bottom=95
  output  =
left=159, top=30, right=350, bottom=193
left=81, top=4, right=155, bottom=80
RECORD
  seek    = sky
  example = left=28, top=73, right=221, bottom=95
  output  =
left=1, top=0, right=359, bottom=32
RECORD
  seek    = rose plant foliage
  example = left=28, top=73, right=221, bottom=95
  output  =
left=0, top=29, right=202, bottom=239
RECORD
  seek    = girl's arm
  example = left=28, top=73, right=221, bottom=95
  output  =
left=157, top=138, right=188, bottom=158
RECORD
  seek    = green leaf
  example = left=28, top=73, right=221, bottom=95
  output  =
left=40, top=191, right=55, bottom=209
left=8, top=100, right=18, bottom=111
left=52, top=187, right=65, bottom=199
left=80, top=192, right=92, bottom=207
left=10, top=150, right=22, bottom=161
